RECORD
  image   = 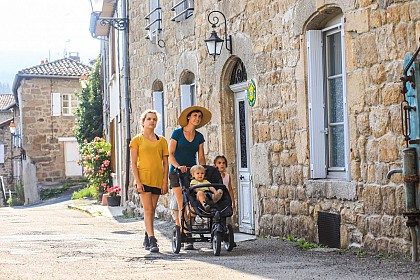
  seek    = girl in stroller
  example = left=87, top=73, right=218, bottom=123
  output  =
left=190, top=165, right=223, bottom=212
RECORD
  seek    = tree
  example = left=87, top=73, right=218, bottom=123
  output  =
left=74, top=56, right=103, bottom=145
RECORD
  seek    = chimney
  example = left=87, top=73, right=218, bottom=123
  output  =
left=69, top=52, right=80, bottom=62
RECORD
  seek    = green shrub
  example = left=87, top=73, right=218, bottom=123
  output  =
left=71, top=184, right=98, bottom=200
left=7, top=182, right=25, bottom=206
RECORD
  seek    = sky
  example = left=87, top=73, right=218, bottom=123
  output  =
left=0, top=0, right=100, bottom=88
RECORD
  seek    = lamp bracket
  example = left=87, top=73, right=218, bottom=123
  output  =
left=208, top=10, right=232, bottom=54
left=99, top=17, right=128, bottom=31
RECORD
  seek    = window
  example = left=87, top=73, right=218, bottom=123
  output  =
left=307, top=16, right=349, bottom=180
left=153, top=91, right=165, bottom=136
left=171, top=0, right=194, bottom=22
left=62, top=94, right=78, bottom=116
left=51, top=92, right=78, bottom=116
left=180, top=83, right=195, bottom=111
left=145, top=0, right=162, bottom=43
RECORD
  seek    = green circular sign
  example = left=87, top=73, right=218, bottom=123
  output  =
left=247, top=79, right=256, bottom=107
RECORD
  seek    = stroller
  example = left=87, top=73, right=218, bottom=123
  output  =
left=172, top=165, right=235, bottom=256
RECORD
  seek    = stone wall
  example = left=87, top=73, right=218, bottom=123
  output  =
left=126, top=0, right=420, bottom=255
left=20, top=78, right=80, bottom=187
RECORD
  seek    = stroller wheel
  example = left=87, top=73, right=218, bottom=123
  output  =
left=172, top=225, right=182, bottom=254
left=224, top=224, right=235, bottom=251
left=212, top=232, right=222, bottom=256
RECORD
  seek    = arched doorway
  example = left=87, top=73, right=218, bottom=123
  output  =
left=225, top=59, right=255, bottom=234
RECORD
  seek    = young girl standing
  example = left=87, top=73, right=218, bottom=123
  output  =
left=130, top=110, right=169, bottom=253
left=214, top=155, right=235, bottom=211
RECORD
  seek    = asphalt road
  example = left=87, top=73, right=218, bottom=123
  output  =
left=1, top=193, right=420, bottom=280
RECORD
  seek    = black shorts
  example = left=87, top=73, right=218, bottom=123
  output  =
left=142, top=185, right=161, bottom=195
left=169, top=170, right=180, bottom=189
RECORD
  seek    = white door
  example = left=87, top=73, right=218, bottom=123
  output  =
left=64, top=141, right=82, bottom=176
left=234, top=89, right=254, bottom=234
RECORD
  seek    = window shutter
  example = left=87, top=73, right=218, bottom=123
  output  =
left=307, top=30, right=327, bottom=178
left=153, top=91, right=164, bottom=136
left=181, top=84, right=192, bottom=111
left=0, top=144, right=4, bottom=164
left=51, top=92, right=61, bottom=116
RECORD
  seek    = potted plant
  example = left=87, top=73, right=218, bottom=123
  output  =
left=106, top=186, right=121, bottom=207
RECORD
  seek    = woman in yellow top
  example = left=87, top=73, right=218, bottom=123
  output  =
left=130, top=110, right=169, bottom=253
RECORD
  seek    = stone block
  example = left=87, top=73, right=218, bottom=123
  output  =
left=289, top=200, right=308, bottom=216
left=263, top=198, right=279, bottom=215
left=377, top=134, right=398, bottom=163
left=345, top=9, right=370, bottom=33
left=376, top=238, right=390, bottom=253
left=380, top=186, right=397, bottom=215
left=367, top=215, right=382, bottom=236
left=356, top=112, right=370, bottom=135
left=370, top=107, right=390, bottom=137
left=380, top=215, right=394, bottom=237
left=347, top=71, right=366, bottom=114
left=369, top=9, right=382, bottom=29
left=341, top=207, right=357, bottom=224
left=363, top=234, right=377, bottom=252
left=362, top=186, right=382, bottom=214
left=340, top=224, right=349, bottom=248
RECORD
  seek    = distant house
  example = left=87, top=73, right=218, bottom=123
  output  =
left=11, top=58, right=91, bottom=204
left=0, top=94, right=15, bottom=206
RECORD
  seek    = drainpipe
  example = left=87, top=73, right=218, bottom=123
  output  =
left=387, top=148, right=419, bottom=262
left=387, top=41, right=420, bottom=262
left=121, top=0, right=131, bottom=202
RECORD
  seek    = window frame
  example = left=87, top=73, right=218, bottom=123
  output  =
left=145, top=0, right=162, bottom=42
left=307, top=18, right=350, bottom=180
left=171, top=0, right=194, bottom=22
left=61, top=93, right=78, bottom=116
left=180, top=82, right=196, bottom=112
left=153, top=91, right=165, bottom=136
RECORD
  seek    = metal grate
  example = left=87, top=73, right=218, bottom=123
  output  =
left=317, top=211, right=340, bottom=248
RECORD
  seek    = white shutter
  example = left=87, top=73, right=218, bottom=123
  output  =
left=153, top=91, right=164, bottom=136
left=51, top=92, right=61, bottom=116
left=181, top=84, right=192, bottom=111
left=0, top=144, right=4, bottom=164
left=307, top=30, right=327, bottom=178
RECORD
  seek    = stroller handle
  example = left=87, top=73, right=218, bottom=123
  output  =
left=188, top=183, right=226, bottom=192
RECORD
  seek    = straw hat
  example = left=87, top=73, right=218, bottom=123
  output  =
left=178, top=106, right=212, bottom=128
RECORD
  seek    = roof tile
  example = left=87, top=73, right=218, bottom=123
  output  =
left=19, top=58, right=91, bottom=77
left=0, top=94, right=15, bottom=110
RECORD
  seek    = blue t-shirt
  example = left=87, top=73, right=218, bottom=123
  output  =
left=169, top=127, right=205, bottom=172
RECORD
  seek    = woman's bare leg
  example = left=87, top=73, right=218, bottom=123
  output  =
left=140, top=192, right=160, bottom=237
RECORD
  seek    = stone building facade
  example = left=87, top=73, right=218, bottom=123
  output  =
left=12, top=58, right=91, bottom=204
left=119, top=0, right=420, bottom=255
left=0, top=94, right=15, bottom=205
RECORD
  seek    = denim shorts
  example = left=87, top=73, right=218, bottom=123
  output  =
left=169, top=170, right=180, bottom=189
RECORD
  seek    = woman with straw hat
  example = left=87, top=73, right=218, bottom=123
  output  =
left=168, top=105, right=212, bottom=250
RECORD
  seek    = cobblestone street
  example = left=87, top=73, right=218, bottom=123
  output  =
left=1, top=193, right=420, bottom=280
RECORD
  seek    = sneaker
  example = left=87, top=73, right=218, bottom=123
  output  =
left=213, top=189, right=223, bottom=203
left=143, top=232, right=150, bottom=250
left=149, top=236, right=159, bottom=253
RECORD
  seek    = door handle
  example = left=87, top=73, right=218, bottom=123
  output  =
left=240, top=175, right=245, bottom=180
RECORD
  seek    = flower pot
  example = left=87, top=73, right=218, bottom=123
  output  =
left=107, top=196, right=121, bottom=207
left=102, top=193, right=109, bottom=206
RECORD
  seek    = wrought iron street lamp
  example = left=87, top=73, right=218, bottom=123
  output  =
left=205, top=10, right=232, bottom=60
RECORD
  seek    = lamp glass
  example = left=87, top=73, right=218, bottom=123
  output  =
left=205, top=30, right=224, bottom=56
left=9, top=122, right=16, bottom=135
left=90, top=0, right=103, bottom=12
